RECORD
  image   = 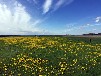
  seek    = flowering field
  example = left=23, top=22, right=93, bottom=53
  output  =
left=0, top=36, right=101, bottom=76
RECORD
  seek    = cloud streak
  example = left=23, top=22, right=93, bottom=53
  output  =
left=42, top=0, right=74, bottom=14
left=53, top=0, right=74, bottom=11
left=53, top=0, right=66, bottom=11
left=27, top=0, right=38, bottom=5
left=43, top=0, right=53, bottom=14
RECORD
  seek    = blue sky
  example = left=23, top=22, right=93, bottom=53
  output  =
left=0, top=0, right=101, bottom=35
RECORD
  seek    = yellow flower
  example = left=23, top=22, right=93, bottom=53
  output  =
left=4, top=68, right=7, bottom=71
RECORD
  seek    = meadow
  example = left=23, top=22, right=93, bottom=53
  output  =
left=0, top=36, right=101, bottom=76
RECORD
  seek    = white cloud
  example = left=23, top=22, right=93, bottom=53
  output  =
left=0, top=1, right=43, bottom=35
left=95, top=16, right=101, bottom=22
left=43, top=0, right=53, bottom=14
left=54, top=0, right=66, bottom=11
left=53, top=0, right=74, bottom=11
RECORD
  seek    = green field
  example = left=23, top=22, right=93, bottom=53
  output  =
left=0, top=36, right=101, bottom=76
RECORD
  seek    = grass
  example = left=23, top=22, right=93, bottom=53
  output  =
left=0, top=36, right=101, bottom=76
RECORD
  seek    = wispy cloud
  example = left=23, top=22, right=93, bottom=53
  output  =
left=95, top=16, right=101, bottom=22
left=64, top=22, right=97, bottom=35
left=32, top=0, right=38, bottom=4
left=53, top=0, right=66, bottom=11
left=0, top=1, right=43, bottom=35
left=42, top=0, right=74, bottom=14
left=53, top=0, right=74, bottom=11
left=43, top=0, right=53, bottom=14
left=27, top=0, right=38, bottom=5
left=65, top=16, right=101, bottom=34
left=65, top=0, right=74, bottom=5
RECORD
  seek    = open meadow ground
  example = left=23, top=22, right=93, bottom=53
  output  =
left=0, top=36, right=101, bottom=76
